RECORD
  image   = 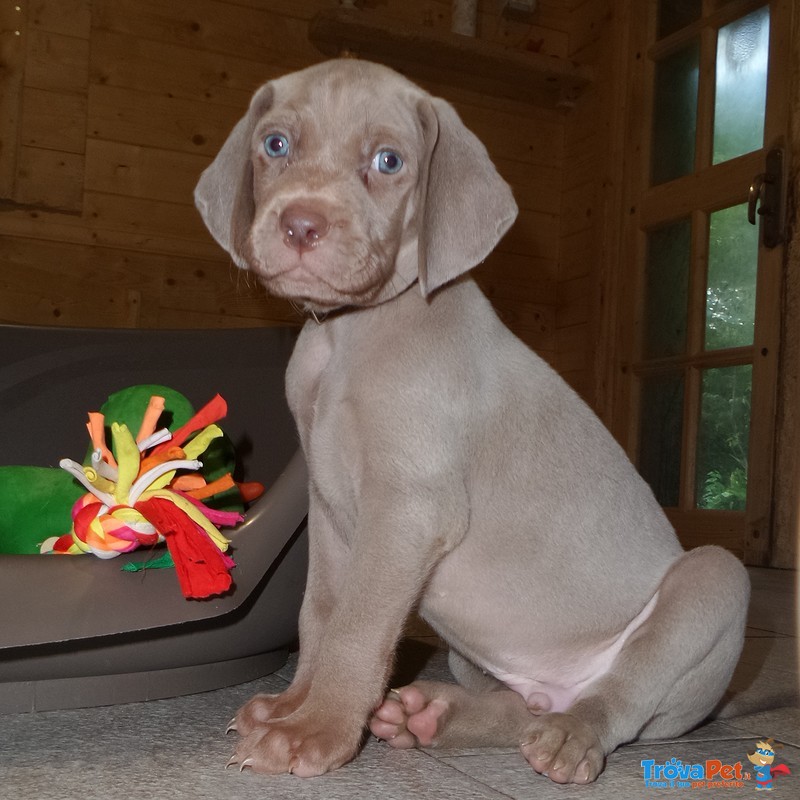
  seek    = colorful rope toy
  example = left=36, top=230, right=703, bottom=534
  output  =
left=41, top=392, right=254, bottom=600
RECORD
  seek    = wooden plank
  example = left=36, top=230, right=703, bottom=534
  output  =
left=15, top=146, right=84, bottom=212
left=308, top=8, right=592, bottom=110
left=88, top=83, right=241, bottom=156
left=455, top=102, right=565, bottom=166
left=479, top=250, right=558, bottom=305
left=0, top=206, right=226, bottom=261
left=214, top=0, right=329, bottom=21
left=0, top=282, right=130, bottom=328
left=560, top=0, right=623, bottom=410
left=560, top=180, right=597, bottom=238
left=409, top=69, right=569, bottom=122
left=86, top=85, right=561, bottom=170
left=557, top=274, right=593, bottom=328
left=20, top=86, right=87, bottom=154
left=219, top=0, right=572, bottom=59
left=0, top=0, right=26, bottom=200
left=570, top=47, right=626, bottom=412
left=25, top=29, right=90, bottom=93
left=82, top=191, right=210, bottom=242
left=0, top=238, right=147, bottom=328
left=495, top=159, right=562, bottom=215
left=0, top=234, right=162, bottom=290
left=500, top=208, right=560, bottom=261
left=559, top=369, right=591, bottom=401
left=0, top=235, right=302, bottom=330
left=568, top=0, right=610, bottom=56
left=89, top=29, right=269, bottom=109
left=562, top=136, right=602, bottom=195
left=332, top=0, right=571, bottom=56
left=486, top=293, right=556, bottom=353
left=28, top=0, right=90, bottom=38
left=88, top=27, right=566, bottom=137
left=91, top=0, right=319, bottom=65
left=85, top=139, right=208, bottom=205
left=554, top=322, right=589, bottom=374
left=159, top=258, right=302, bottom=326
left=768, top=0, right=800, bottom=569
left=156, top=305, right=301, bottom=329
left=560, top=225, right=596, bottom=281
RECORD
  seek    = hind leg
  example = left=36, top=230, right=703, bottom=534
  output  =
left=522, top=545, right=749, bottom=774
left=372, top=546, right=748, bottom=785
left=370, top=647, right=607, bottom=781
left=370, top=677, right=606, bottom=782
left=612, top=547, right=750, bottom=741
left=370, top=648, right=528, bottom=746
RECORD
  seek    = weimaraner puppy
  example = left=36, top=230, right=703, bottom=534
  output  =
left=195, top=59, right=749, bottom=783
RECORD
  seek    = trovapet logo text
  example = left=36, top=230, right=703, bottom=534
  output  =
left=641, top=758, right=748, bottom=789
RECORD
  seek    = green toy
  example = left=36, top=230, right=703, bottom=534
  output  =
left=0, top=385, right=262, bottom=599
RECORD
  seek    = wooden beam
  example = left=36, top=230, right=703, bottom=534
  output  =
left=308, top=8, right=593, bottom=110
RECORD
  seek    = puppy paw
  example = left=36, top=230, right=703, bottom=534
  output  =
left=229, top=686, right=307, bottom=738
left=369, top=684, right=451, bottom=749
left=520, top=712, right=605, bottom=784
left=227, top=714, right=362, bottom=777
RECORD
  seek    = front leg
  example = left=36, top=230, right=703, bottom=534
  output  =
left=230, top=490, right=343, bottom=737
left=231, top=482, right=468, bottom=776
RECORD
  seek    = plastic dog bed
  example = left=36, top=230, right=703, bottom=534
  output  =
left=0, top=324, right=308, bottom=713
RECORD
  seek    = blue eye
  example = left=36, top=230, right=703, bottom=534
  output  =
left=373, top=149, right=403, bottom=174
left=264, top=133, right=289, bottom=158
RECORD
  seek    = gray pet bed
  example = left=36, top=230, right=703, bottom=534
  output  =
left=0, top=324, right=308, bottom=714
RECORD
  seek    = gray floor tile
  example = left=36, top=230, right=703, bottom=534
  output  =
left=717, top=635, right=799, bottom=717
left=443, top=736, right=799, bottom=799
left=226, top=741, right=512, bottom=800
left=737, top=635, right=798, bottom=673
left=0, top=685, right=507, bottom=800
left=747, top=567, right=797, bottom=636
left=746, top=626, right=792, bottom=638
left=721, top=705, right=800, bottom=747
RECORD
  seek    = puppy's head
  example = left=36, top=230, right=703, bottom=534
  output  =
left=195, top=59, right=517, bottom=313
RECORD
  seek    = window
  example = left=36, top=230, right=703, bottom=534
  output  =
left=617, top=0, right=790, bottom=562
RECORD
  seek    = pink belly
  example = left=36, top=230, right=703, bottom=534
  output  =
left=485, top=591, right=660, bottom=713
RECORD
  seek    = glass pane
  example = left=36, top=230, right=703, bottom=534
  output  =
left=644, top=218, right=691, bottom=359
left=696, top=365, right=752, bottom=510
left=639, top=373, right=685, bottom=507
left=705, top=203, right=758, bottom=349
left=651, top=41, right=700, bottom=185
left=713, top=6, right=770, bottom=164
left=657, top=0, right=702, bottom=39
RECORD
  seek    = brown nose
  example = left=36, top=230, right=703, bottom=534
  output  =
left=279, top=205, right=330, bottom=253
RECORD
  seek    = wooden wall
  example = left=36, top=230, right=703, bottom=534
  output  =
left=772, top=1, right=800, bottom=569
left=0, top=0, right=608, bottom=403
left=556, top=0, right=614, bottom=403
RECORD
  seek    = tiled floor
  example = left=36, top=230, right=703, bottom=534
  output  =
left=1, top=567, right=797, bottom=799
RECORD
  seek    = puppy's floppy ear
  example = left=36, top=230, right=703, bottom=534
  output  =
left=194, top=83, right=274, bottom=268
left=417, top=98, right=518, bottom=296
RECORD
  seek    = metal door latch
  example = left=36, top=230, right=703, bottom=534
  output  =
left=748, top=147, right=785, bottom=248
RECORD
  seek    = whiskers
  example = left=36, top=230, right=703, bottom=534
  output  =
left=227, top=261, right=261, bottom=295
